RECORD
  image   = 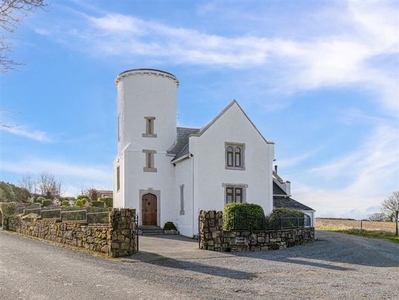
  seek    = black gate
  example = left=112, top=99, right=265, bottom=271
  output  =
left=135, top=213, right=139, bottom=251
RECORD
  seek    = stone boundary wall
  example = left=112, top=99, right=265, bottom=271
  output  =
left=199, top=210, right=314, bottom=252
left=3, top=208, right=137, bottom=258
left=316, top=218, right=397, bottom=233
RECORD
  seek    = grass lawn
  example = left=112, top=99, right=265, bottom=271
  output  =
left=316, top=226, right=399, bottom=244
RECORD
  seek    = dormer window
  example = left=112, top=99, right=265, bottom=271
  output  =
left=142, top=117, right=157, bottom=137
left=225, top=143, right=245, bottom=170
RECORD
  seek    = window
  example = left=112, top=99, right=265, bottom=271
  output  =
left=142, top=116, right=157, bottom=137
left=143, top=149, right=157, bottom=172
left=179, top=184, right=185, bottom=215
left=117, top=114, right=121, bottom=141
left=223, top=184, right=247, bottom=204
left=116, top=166, right=120, bottom=191
left=225, top=187, right=243, bottom=204
left=225, top=143, right=245, bottom=169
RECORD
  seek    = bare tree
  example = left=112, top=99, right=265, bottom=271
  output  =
left=368, top=212, right=388, bottom=222
left=38, top=171, right=62, bottom=197
left=0, top=0, right=48, bottom=73
left=18, top=173, right=37, bottom=193
left=382, top=191, right=399, bottom=236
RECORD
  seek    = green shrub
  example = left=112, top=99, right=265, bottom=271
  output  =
left=75, top=199, right=84, bottom=207
left=100, top=197, right=113, bottom=208
left=77, top=195, right=90, bottom=202
left=91, top=201, right=105, bottom=208
left=267, top=208, right=305, bottom=230
left=163, top=221, right=177, bottom=230
left=0, top=202, right=18, bottom=217
left=36, top=196, right=46, bottom=204
left=42, top=199, right=53, bottom=207
left=61, top=200, right=70, bottom=207
left=223, top=203, right=265, bottom=231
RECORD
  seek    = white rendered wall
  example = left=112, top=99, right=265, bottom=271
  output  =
left=190, top=103, right=274, bottom=235
left=114, top=69, right=179, bottom=227
left=174, top=157, right=194, bottom=237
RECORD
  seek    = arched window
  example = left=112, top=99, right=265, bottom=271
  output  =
left=226, top=146, right=233, bottom=167
left=235, top=147, right=241, bottom=167
left=225, top=143, right=245, bottom=169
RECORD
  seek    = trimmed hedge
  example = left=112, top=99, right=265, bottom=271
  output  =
left=75, top=199, right=84, bottom=207
left=100, top=197, right=113, bottom=208
left=77, top=195, right=90, bottom=201
left=223, top=203, right=265, bottom=230
left=42, top=199, right=53, bottom=207
left=36, top=196, right=46, bottom=204
left=91, top=201, right=105, bottom=208
left=267, top=208, right=305, bottom=230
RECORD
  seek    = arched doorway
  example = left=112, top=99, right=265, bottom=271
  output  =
left=142, top=193, right=157, bottom=226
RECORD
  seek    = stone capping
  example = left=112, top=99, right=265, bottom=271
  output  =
left=3, top=208, right=138, bottom=258
left=198, top=210, right=315, bottom=252
left=115, top=69, right=179, bottom=86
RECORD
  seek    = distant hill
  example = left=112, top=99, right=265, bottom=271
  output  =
left=0, top=181, right=31, bottom=203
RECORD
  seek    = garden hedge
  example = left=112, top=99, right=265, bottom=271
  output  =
left=223, top=203, right=265, bottom=230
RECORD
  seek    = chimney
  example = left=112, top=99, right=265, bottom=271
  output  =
left=274, top=165, right=278, bottom=174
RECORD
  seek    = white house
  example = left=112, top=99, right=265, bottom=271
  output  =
left=113, top=68, right=312, bottom=237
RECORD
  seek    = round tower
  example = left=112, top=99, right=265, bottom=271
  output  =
left=115, top=68, right=179, bottom=152
left=114, top=69, right=179, bottom=225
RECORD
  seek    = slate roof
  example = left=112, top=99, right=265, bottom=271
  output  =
left=168, top=127, right=200, bottom=160
left=273, top=196, right=315, bottom=211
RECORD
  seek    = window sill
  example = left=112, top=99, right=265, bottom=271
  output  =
left=143, top=167, right=157, bottom=172
left=142, top=134, right=157, bottom=138
left=225, top=166, right=246, bottom=171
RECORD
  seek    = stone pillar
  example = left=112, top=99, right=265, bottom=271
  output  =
left=109, top=208, right=137, bottom=258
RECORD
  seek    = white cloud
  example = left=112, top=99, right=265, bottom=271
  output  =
left=293, top=122, right=399, bottom=219
left=36, top=1, right=397, bottom=114
left=1, top=126, right=52, bottom=142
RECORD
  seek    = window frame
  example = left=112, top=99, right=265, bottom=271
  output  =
left=223, top=184, right=248, bottom=204
left=179, top=184, right=185, bottom=215
left=225, top=143, right=245, bottom=170
left=116, top=166, right=121, bottom=191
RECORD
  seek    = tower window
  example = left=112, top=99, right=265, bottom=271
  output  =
left=143, top=149, right=157, bottom=172
left=142, top=117, right=157, bottom=137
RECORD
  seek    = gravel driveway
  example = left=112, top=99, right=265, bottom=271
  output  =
left=1, top=230, right=398, bottom=299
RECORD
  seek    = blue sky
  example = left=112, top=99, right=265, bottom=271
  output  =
left=0, top=0, right=398, bottom=219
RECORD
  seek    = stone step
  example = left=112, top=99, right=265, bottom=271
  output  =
left=139, top=226, right=165, bottom=235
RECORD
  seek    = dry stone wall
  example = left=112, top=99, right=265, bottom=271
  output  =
left=3, top=208, right=137, bottom=258
left=199, top=210, right=314, bottom=252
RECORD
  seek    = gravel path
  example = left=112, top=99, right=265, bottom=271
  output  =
left=0, top=230, right=398, bottom=299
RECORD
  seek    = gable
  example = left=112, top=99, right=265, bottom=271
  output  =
left=195, top=100, right=274, bottom=144
left=170, top=100, right=274, bottom=164
left=194, top=100, right=274, bottom=145
left=273, top=181, right=287, bottom=195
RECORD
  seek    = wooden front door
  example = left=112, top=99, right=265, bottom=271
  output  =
left=142, top=193, right=157, bottom=226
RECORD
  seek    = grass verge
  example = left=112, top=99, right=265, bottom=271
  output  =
left=317, top=226, right=399, bottom=244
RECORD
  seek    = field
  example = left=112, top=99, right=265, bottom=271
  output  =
left=316, top=218, right=397, bottom=233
